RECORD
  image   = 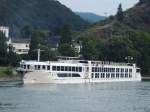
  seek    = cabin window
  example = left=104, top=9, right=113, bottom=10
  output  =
left=125, top=73, right=128, bottom=78
left=95, top=68, right=98, bottom=72
left=27, top=65, right=30, bottom=69
left=106, top=73, right=110, bottom=78
left=92, top=73, right=94, bottom=78
left=121, top=73, right=124, bottom=78
left=69, top=67, right=71, bottom=71
left=116, top=73, right=119, bottom=78
left=76, top=67, right=79, bottom=72
left=92, top=67, right=94, bottom=72
left=116, top=68, right=119, bottom=72
left=111, top=73, right=115, bottom=78
left=52, top=66, right=56, bottom=71
left=129, top=69, right=132, bottom=73
left=24, top=65, right=26, bottom=69
left=42, top=65, right=46, bottom=70
left=101, top=73, right=105, bottom=78
left=95, top=73, right=99, bottom=78
left=129, top=73, right=132, bottom=78
left=38, top=65, right=40, bottom=70
left=61, top=66, right=64, bottom=71
left=65, top=66, right=68, bottom=71
left=121, top=68, right=124, bottom=73
left=35, top=65, right=38, bottom=70
left=112, top=68, right=115, bottom=72
left=57, top=66, right=60, bottom=71
left=72, top=67, right=75, bottom=72
left=99, top=68, right=102, bottom=72
left=79, top=67, right=82, bottom=72
left=47, top=66, right=50, bottom=70
left=125, top=69, right=128, bottom=72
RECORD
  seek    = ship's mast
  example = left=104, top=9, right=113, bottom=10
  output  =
left=37, top=49, right=44, bottom=62
left=37, top=49, right=40, bottom=62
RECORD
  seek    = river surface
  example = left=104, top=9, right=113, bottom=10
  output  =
left=0, top=81, right=150, bottom=112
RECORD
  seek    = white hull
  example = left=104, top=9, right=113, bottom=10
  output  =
left=23, top=71, right=141, bottom=84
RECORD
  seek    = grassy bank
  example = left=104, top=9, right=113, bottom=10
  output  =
left=0, top=67, right=21, bottom=80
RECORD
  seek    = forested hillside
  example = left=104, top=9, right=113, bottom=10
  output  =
left=79, top=0, right=150, bottom=76
left=75, top=12, right=105, bottom=23
left=0, top=0, right=88, bottom=37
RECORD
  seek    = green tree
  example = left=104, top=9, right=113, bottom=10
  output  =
left=116, top=4, right=124, bottom=22
left=59, top=25, right=72, bottom=45
left=0, top=32, right=8, bottom=65
left=21, top=25, right=33, bottom=38
left=7, top=46, right=21, bottom=66
left=58, top=43, right=75, bottom=57
left=28, top=31, right=40, bottom=60
left=28, top=30, right=49, bottom=60
left=82, top=39, right=98, bottom=60
left=39, top=45, right=57, bottom=61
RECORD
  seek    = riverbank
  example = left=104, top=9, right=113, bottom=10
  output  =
left=142, top=77, right=150, bottom=81
left=0, top=67, right=21, bottom=81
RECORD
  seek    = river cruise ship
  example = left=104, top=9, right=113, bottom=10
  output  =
left=17, top=56, right=141, bottom=84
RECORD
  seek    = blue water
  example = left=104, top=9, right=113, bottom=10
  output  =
left=0, top=82, right=150, bottom=112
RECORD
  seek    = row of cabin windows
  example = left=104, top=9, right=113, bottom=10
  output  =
left=22, top=65, right=50, bottom=70
left=92, top=67, right=132, bottom=73
left=57, top=73, right=80, bottom=77
left=91, top=73, right=132, bottom=79
left=52, top=66, right=82, bottom=72
left=21, top=65, right=82, bottom=72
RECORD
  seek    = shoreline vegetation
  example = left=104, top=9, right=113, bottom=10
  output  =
left=0, top=67, right=21, bottom=81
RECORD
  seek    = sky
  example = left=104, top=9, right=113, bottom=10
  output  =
left=57, top=0, right=139, bottom=16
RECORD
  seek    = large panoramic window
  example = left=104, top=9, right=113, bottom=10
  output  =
left=57, top=73, right=80, bottom=77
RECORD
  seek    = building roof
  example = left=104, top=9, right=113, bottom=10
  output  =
left=11, top=38, right=30, bottom=43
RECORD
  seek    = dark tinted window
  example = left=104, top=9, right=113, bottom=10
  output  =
left=57, top=66, right=60, bottom=71
left=52, top=66, right=56, bottom=71
left=47, top=66, right=50, bottom=70
left=61, top=66, right=64, bottom=71
left=79, top=67, right=82, bottom=72
left=72, top=67, right=75, bottom=72
left=72, top=74, right=80, bottom=77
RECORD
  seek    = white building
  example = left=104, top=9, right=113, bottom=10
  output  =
left=0, top=26, right=9, bottom=38
left=0, top=26, right=11, bottom=45
left=11, top=38, right=30, bottom=55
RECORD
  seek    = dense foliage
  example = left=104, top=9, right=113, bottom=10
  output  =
left=0, top=32, right=20, bottom=66
left=0, top=0, right=88, bottom=37
left=79, top=0, right=150, bottom=77
left=80, top=30, right=150, bottom=76
left=28, top=30, right=57, bottom=61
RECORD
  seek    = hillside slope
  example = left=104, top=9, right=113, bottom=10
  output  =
left=79, top=0, right=150, bottom=76
left=0, top=0, right=88, bottom=37
left=81, top=1, right=150, bottom=38
left=75, top=12, right=105, bottom=23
